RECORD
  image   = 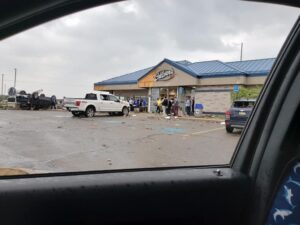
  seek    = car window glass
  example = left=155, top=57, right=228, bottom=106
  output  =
left=101, top=95, right=110, bottom=100
left=109, top=95, right=118, bottom=102
left=85, top=93, right=97, bottom=100
left=0, top=0, right=298, bottom=176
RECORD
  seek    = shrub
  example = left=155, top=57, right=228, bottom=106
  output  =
left=231, top=86, right=262, bottom=101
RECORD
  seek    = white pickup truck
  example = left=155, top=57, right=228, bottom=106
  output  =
left=66, top=91, right=130, bottom=117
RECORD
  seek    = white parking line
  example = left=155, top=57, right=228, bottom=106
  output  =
left=183, top=127, right=224, bottom=137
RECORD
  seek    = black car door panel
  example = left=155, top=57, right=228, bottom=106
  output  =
left=0, top=168, right=250, bottom=225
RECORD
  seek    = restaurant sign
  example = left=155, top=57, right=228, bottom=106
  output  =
left=155, top=69, right=175, bottom=81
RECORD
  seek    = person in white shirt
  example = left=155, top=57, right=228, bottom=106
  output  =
left=185, top=97, right=191, bottom=116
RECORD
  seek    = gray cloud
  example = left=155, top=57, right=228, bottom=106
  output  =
left=0, top=0, right=298, bottom=98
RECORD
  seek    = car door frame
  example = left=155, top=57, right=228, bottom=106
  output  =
left=108, top=95, right=122, bottom=111
left=99, top=94, right=113, bottom=112
left=0, top=1, right=299, bottom=225
left=231, top=15, right=300, bottom=225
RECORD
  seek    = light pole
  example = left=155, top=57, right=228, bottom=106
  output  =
left=14, top=68, right=17, bottom=88
left=240, top=42, right=243, bottom=61
left=1, top=74, right=3, bottom=96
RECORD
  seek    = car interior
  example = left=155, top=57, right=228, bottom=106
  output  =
left=0, top=0, right=299, bottom=225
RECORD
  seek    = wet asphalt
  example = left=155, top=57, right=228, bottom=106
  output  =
left=0, top=110, right=240, bottom=174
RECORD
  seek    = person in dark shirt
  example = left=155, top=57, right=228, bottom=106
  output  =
left=167, top=98, right=173, bottom=115
left=173, top=97, right=179, bottom=116
left=191, top=97, right=195, bottom=115
left=161, top=97, right=168, bottom=116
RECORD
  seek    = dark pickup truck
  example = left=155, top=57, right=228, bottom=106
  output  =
left=225, top=99, right=256, bottom=133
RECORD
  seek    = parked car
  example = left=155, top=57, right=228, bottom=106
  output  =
left=67, top=91, right=130, bottom=117
left=225, top=99, right=256, bottom=133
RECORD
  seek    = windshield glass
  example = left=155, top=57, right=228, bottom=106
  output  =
left=233, top=101, right=256, bottom=108
left=0, top=0, right=298, bottom=176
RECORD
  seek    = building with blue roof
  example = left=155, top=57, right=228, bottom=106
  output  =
left=94, top=57, right=275, bottom=113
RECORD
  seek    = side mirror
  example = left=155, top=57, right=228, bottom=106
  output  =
left=115, top=99, right=120, bottom=103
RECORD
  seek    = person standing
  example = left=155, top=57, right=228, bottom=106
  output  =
left=161, top=96, right=168, bottom=116
left=173, top=97, right=179, bottom=116
left=191, top=97, right=195, bottom=115
left=156, top=98, right=161, bottom=113
left=185, top=97, right=191, bottom=116
left=167, top=98, right=172, bottom=115
left=129, top=98, right=134, bottom=111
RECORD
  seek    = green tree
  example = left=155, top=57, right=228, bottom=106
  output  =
left=231, top=86, right=262, bottom=101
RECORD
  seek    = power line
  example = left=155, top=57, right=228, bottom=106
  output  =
left=14, top=68, right=17, bottom=88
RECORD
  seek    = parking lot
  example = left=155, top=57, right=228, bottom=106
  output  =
left=0, top=110, right=240, bottom=174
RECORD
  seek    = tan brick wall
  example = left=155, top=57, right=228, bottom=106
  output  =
left=246, top=76, right=266, bottom=85
left=195, top=91, right=231, bottom=113
left=199, top=76, right=246, bottom=85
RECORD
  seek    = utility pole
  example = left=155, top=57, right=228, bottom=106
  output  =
left=1, top=74, right=3, bottom=96
left=240, top=42, right=243, bottom=61
left=14, top=68, right=17, bottom=88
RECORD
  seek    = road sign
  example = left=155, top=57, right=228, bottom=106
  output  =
left=233, top=84, right=239, bottom=93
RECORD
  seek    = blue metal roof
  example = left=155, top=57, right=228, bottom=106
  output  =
left=95, top=58, right=275, bottom=85
left=163, top=58, right=199, bottom=77
left=94, top=66, right=154, bottom=85
left=187, top=60, right=245, bottom=76
left=226, top=58, right=275, bottom=75
left=176, top=60, right=192, bottom=66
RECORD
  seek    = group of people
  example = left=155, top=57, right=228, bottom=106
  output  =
left=185, top=96, right=195, bottom=116
left=128, top=98, right=147, bottom=112
left=155, top=96, right=195, bottom=117
left=155, top=97, right=179, bottom=116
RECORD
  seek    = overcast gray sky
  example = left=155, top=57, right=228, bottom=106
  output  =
left=0, top=0, right=299, bottom=98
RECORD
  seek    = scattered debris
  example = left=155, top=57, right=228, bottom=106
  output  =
left=57, top=126, right=62, bottom=129
left=107, top=159, right=112, bottom=165
left=161, top=127, right=184, bottom=134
